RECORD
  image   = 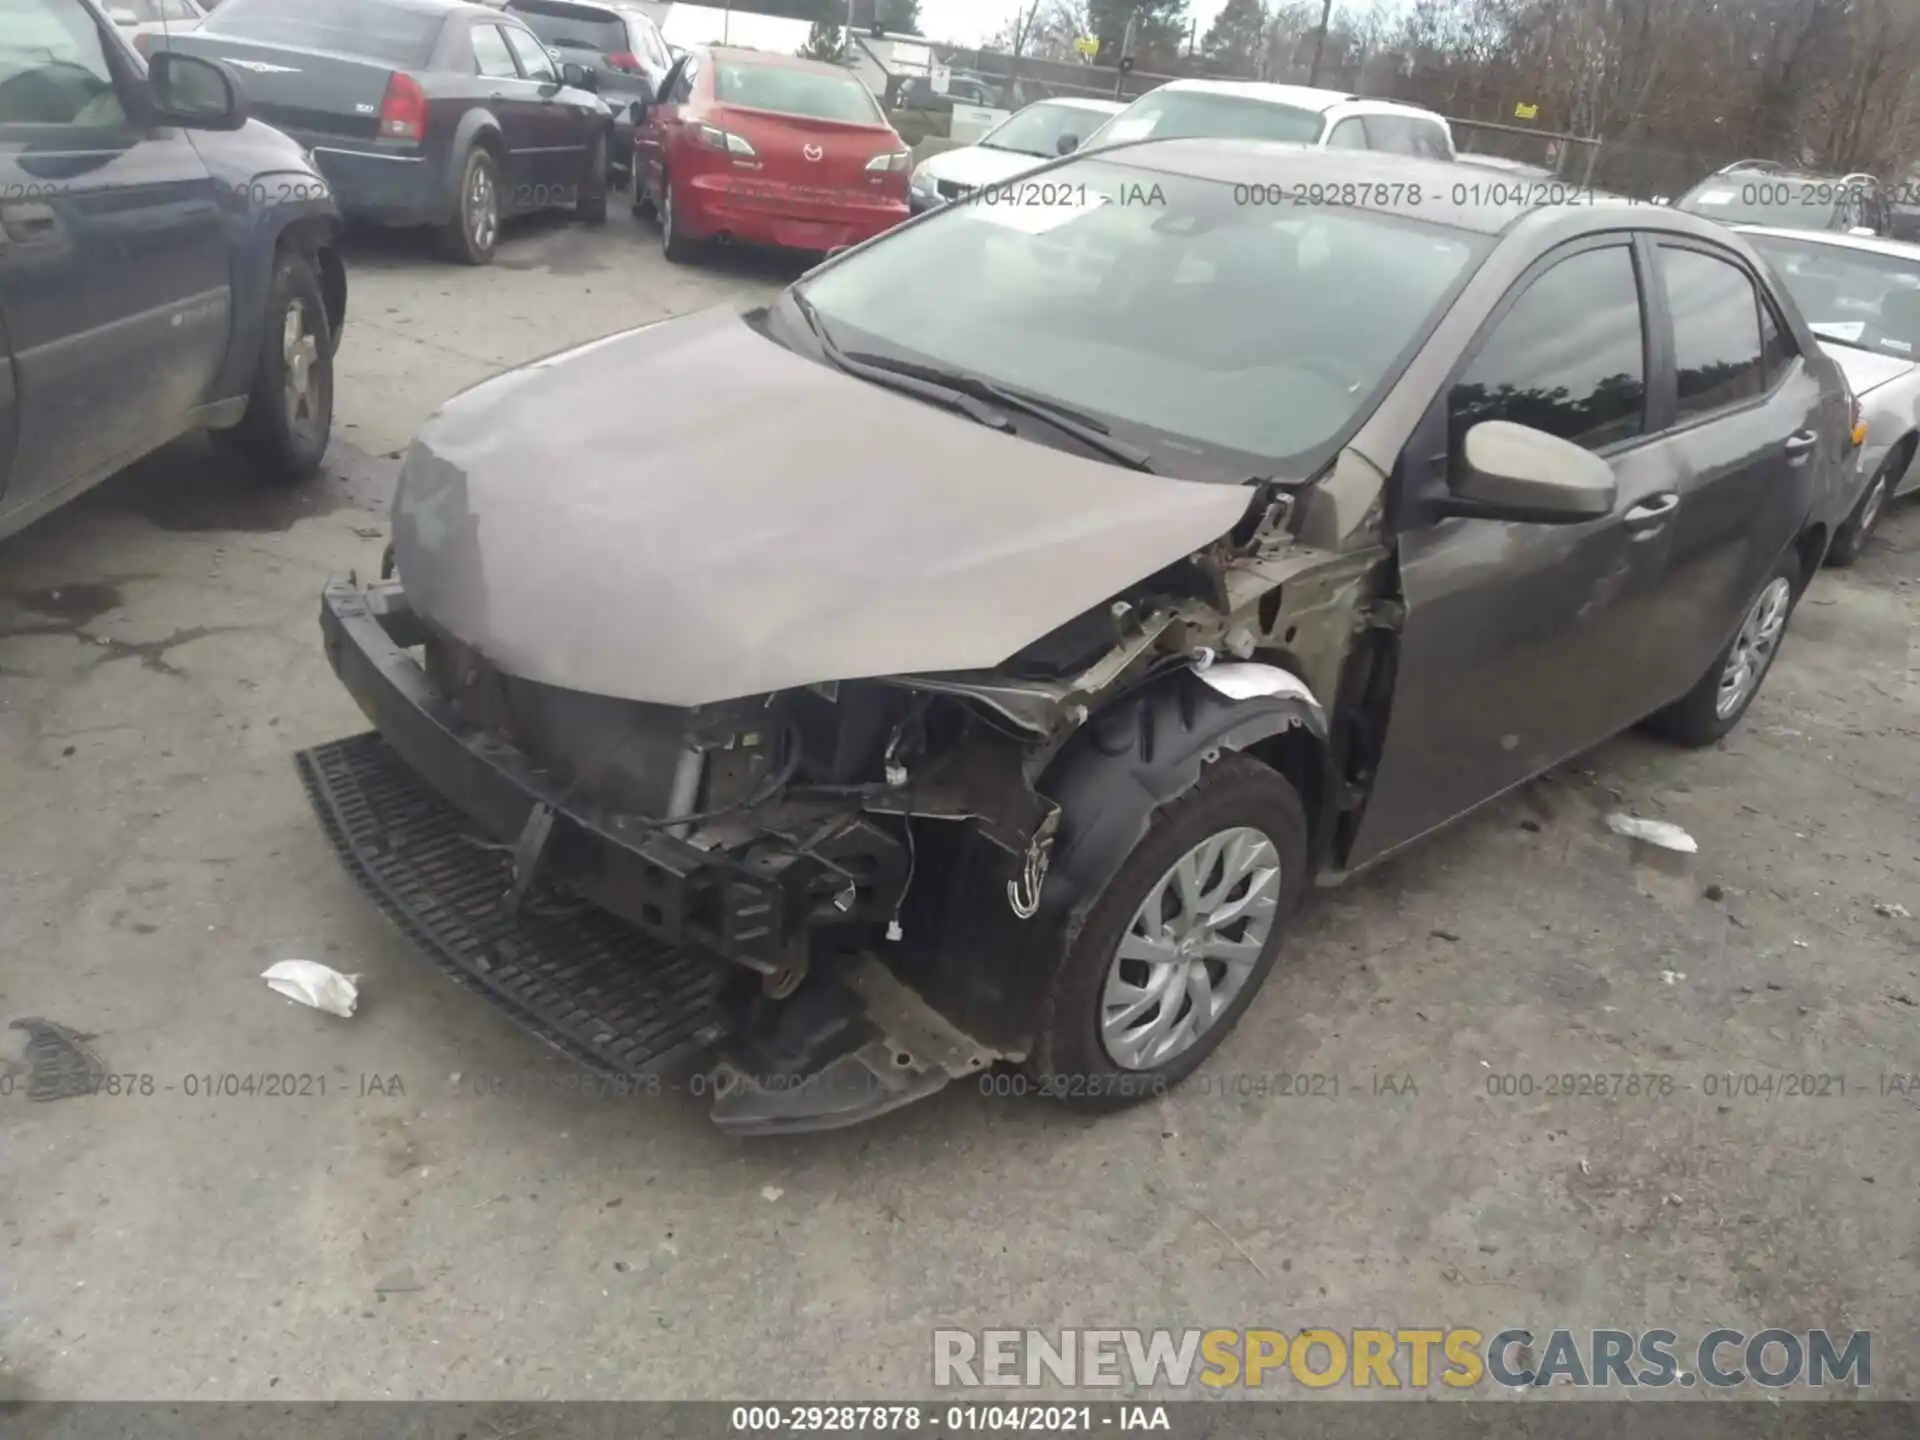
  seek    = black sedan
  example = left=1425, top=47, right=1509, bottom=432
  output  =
left=156, top=0, right=615, bottom=264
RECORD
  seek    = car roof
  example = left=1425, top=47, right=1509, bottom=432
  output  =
left=1037, top=96, right=1126, bottom=114
left=1146, top=79, right=1358, bottom=112
left=1097, top=140, right=1720, bottom=238
left=1142, top=78, right=1442, bottom=119
left=1736, top=225, right=1920, bottom=262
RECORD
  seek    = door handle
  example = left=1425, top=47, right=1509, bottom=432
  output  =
left=1623, top=492, right=1680, bottom=528
left=1783, top=429, right=1818, bottom=462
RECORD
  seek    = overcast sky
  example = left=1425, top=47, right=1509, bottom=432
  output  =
left=917, top=0, right=1232, bottom=47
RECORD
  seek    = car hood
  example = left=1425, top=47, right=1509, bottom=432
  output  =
left=1818, top=338, right=1916, bottom=396
left=390, top=305, right=1252, bottom=708
left=916, top=144, right=1052, bottom=191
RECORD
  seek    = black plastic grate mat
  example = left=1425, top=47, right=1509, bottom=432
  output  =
left=296, top=732, right=730, bottom=1078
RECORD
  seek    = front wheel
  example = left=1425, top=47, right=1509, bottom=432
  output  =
left=234, top=250, right=333, bottom=483
left=1024, top=753, right=1308, bottom=1112
left=1826, top=451, right=1899, bottom=566
left=1645, top=552, right=1800, bottom=747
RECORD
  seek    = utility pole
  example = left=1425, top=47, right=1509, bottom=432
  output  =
left=1111, top=11, right=1138, bottom=99
left=845, top=0, right=856, bottom=58
left=1306, top=0, right=1333, bottom=85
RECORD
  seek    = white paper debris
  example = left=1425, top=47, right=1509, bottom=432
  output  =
left=761, top=1185, right=784, bottom=1203
left=1606, top=813, right=1698, bottom=853
left=1874, top=901, right=1911, bottom=920
left=262, top=959, right=360, bottom=1018
left=1660, top=970, right=1685, bottom=985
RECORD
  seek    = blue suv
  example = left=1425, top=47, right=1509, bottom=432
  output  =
left=0, top=0, right=347, bottom=542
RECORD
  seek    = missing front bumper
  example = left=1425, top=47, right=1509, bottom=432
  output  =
left=304, top=575, right=1007, bottom=1133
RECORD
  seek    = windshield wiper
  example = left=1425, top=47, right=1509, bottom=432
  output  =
left=840, top=352, right=1157, bottom=471
left=787, top=293, right=1014, bottom=433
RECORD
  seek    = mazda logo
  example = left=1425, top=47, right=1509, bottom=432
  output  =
left=804, top=144, right=824, bottom=162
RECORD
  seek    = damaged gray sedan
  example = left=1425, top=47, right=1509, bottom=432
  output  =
left=301, top=144, right=1853, bottom=1135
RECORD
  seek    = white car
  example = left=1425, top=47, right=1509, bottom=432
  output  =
left=1080, top=80, right=1454, bottom=160
left=1741, top=224, right=1920, bottom=563
left=108, top=0, right=207, bottom=51
left=908, top=96, right=1125, bottom=214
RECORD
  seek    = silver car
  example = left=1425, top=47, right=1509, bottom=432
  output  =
left=1742, top=225, right=1920, bottom=562
left=908, top=96, right=1124, bottom=214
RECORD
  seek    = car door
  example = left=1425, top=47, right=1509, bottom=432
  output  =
left=1643, top=240, right=1820, bottom=694
left=0, top=0, right=227, bottom=526
left=1348, top=238, right=1689, bottom=866
left=468, top=20, right=539, bottom=204
left=636, top=51, right=694, bottom=204
left=500, top=23, right=585, bottom=194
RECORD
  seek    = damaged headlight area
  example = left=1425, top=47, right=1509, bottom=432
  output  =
left=305, top=575, right=1116, bottom=1135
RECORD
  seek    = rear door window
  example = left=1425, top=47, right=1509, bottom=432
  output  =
left=471, top=23, right=518, bottom=79
left=1326, top=116, right=1366, bottom=149
left=1659, top=246, right=1767, bottom=420
left=203, top=0, right=442, bottom=66
left=1451, top=244, right=1648, bottom=451
left=502, top=24, right=557, bottom=83
left=1361, top=114, right=1452, bottom=159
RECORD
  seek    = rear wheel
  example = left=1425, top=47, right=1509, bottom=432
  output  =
left=660, top=172, right=697, bottom=263
left=576, top=132, right=608, bottom=224
left=1645, top=551, right=1800, bottom=747
left=235, top=250, right=333, bottom=483
left=1024, top=754, right=1308, bottom=1112
left=439, top=145, right=499, bottom=265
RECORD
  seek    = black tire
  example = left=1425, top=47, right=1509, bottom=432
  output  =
left=234, top=249, right=333, bottom=484
left=1024, top=753, right=1309, bottom=1113
left=659, top=171, right=697, bottom=263
left=576, top=131, right=608, bottom=224
left=438, top=145, right=500, bottom=266
left=1826, top=446, right=1903, bottom=567
left=1645, top=549, right=1802, bottom=747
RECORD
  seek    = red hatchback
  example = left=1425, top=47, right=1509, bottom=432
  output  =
left=632, top=46, right=912, bottom=261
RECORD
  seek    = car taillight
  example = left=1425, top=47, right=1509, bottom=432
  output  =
left=378, top=71, right=427, bottom=141
left=607, top=50, right=641, bottom=72
left=865, top=149, right=912, bottom=173
left=690, top=122, right=755, bottom=156
left=1850, top=394, right=1867, bottom=449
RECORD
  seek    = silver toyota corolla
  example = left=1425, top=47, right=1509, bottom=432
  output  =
left=1742, top=224, right=1920, bottom=562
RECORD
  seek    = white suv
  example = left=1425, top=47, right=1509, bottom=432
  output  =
left=1082, top=80, right=1454, bottom=159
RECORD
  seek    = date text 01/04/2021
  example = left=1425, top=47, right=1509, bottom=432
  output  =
left=728, top=1404, right=1172, bottom=1432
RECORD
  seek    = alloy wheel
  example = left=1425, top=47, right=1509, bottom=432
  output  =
left=469, top=162, right=497, bottom=251
left=1716, top=575, right=1793, bottom=719
left=281, top=299, right=323, bottom=448
left=1858, top=470, right=1888, bottom=537
left=1100, top=826, right=1281, bottom=1070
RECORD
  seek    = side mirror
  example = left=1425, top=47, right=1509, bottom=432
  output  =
left=629, top=97, right=649, bottom=125
left=1440, top=420, right=1616, bottom=523
left=1055, top=133, right=1079, bottom=155
left=110, top=6, right=139, bottom=21
left=560, top=61, right=597, bottom=92
left=149, top=52, right=247, bottom=130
